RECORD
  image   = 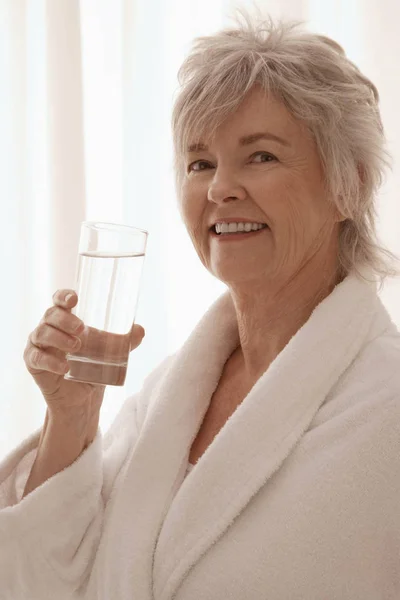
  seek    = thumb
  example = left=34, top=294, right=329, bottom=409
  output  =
left=129, top=324, right=145, bottom=351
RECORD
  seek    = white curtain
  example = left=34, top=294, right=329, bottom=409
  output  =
left=0, top=0, right=399, bottom=458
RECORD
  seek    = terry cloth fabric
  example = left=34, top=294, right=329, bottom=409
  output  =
left=0, top=265, right=399, bottom=599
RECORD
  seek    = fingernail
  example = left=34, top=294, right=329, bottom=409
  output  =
left=65, top=293, right=73, bottom=303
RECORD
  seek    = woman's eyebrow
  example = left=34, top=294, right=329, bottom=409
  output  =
left=239, top=131, right=291, bottom=147
left=187, top=131, right=291, bottom=153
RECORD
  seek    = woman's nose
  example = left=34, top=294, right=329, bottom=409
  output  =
left=207, top=173, right=246, bottom=204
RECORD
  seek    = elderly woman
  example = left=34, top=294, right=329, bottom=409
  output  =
left=1, top=12, right=400, bottom=600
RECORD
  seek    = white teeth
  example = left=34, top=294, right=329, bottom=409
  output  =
left=215, top=222, right=266, bottom=234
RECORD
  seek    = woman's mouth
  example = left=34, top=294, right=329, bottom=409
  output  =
left=210, top=224, right=269, bottom=241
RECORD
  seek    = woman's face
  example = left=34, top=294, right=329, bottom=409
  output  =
left=179, top=86, right=344, bottom=287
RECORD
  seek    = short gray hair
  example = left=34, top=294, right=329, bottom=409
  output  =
left=171, top=8, right=400, bottom=290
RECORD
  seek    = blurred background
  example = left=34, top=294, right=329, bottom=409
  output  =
left=1, top=0, right=399, bottom=458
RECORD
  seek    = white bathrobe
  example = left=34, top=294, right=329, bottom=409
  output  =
left=1, top=267, right=400, bottom=599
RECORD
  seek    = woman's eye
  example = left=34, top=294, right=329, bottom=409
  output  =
left=187, top=160, right=211, bottom=173
left=187, top=152, right=276, bottom=173
left=251, top=151, right=276, bottom=163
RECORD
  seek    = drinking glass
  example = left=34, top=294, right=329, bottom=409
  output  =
left=64, top=221, right=148, bottom=386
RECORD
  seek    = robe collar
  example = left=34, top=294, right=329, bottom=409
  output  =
left=106, top=267, right=394, bottom=600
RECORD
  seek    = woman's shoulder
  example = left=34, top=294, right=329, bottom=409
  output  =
left=367, top=326, right=400, bottom=374
left=315, top=326, right=400, bottom=447
left=335, top=325, right=400, bottom=403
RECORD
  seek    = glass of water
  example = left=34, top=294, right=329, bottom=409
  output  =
left=64, top=221, right=148, bottom=387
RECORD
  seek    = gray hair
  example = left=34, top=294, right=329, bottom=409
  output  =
left=171, top=8, right=400, bottom=290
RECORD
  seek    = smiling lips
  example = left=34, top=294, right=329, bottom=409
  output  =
left=210, top=225, right=269, bottom=241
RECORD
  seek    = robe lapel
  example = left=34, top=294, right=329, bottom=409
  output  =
left=150, top=268, right=392, bottom=600
left=100, top=267, right=391, bottom=600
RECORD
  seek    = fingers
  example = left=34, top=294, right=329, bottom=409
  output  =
left=24, top=289, right=83, bottom=375
left=129, top=325, right=145, bottom=351
left=52, top=289, right=78, bottom=308
left=24, top=288, right=146, bottom=376
left=41, top=306, right=84, bottom=336
left=25, top=344, right=70, bottom=375
left=29, top=325, right=81, bottom=353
